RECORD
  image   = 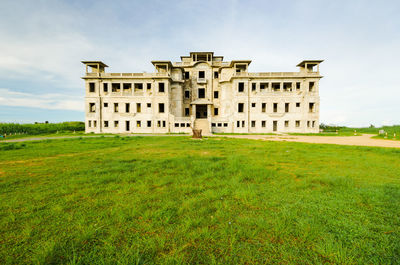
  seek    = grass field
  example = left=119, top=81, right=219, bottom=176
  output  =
left=0, top=136, right=399, bottom=264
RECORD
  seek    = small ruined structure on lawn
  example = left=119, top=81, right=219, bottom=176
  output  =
left=82, top=52, right=323, bottom=134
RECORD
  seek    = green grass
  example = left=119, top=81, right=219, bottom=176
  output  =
left=0, top=137, right=399, bottom=264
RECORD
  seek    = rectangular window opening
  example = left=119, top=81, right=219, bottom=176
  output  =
left=198, top=88, right=205, bottom=98
left=89, top=103, right=96, bottom=112
left=89, top=82, right=95, bottom=93
left=238, top=82, right=244, bottom=92
left=158, top=83, right=165, bottom=92
left=238, top=103, right=244, bottom=113
left=159, top=103, right=165, bottom=113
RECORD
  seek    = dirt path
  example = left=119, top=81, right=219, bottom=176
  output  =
left=2, top=133, right=399, bottom=148
left=219, top=134, right=400, bottom=148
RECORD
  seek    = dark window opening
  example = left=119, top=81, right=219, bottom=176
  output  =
left=125, top=103, right=130, bottom=113
left=125, top=83, right=133, bottom=91
left=214, top=108, right=218, bottom=116
left=185, top=108, right=190, bottom=116
left=262, top=121, right=266, bottom=127
left=283, top=82, right=292, bottom=91
left=158, top=83, right=165, bottom=92
left=214, top=91, right=219, bottom=98
left=89, top=82, right=95, bottom=92
left=184, top=71, right=190, bottom=79
left=296, top=82, right=301, bottom=90
left=184, top=90, right=190, bottom=99
left=262, top=103, right=266, bottom=112
left=103, top=83, right=108, bottom=92
left=296, top=102, right=300, bottom=107
left=112, top=83, right=120, bottom=92
left=199, top=71, right=205, bottom=78
left=309, top=82, right=315, bottom=92
left=260, top=83, right=268, bottom=90
left=104, top=121, right=108, bottom=127
left=252, top=83, right=256, bottom=91
left=159, top=103, right=165, bottom=113
left=89, top=103, right=95, bottom=112
left=251, top=121, right=256, bottom=127
left=238, top=82, right=244, bottom=92
left=272, top=83, right=280, bottom=91
left=147, top=83, right=151, bottom=90
left=104, top=102, right=108, bottom=107
left=273, top=103, right=278, bottom=113
left=309, top=102, right=315, bottom=112
left=147, top=120, right=151, bottom=127
left=198, top=88, right=205, bottom=98
left=238, top=103, right=244, bottom=113
left=114, top=120, right=119, bottom=127
left=214, top=71, right=219, bottom=78
left=126, top=121, right=130, bottom=131
left=147, top=103, right=151, bottom=108
left=252, top=103, right=256, bottom=108
left=285, top=103, right=289, bottom=113
left=114, top=103, right=119, bottom=113
left=136, top=103, right=141, bottom=113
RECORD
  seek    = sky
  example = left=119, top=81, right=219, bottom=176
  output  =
left=0, top=0, right=399, bottom=127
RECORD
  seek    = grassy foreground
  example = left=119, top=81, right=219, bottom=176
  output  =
left=0, top=137, right=399, bottom=264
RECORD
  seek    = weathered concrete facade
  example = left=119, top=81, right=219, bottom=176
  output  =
left=83, top=52, right=323, bottom=134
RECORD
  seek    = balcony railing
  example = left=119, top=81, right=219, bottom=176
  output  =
left=85, top=72, right=170, bottom=78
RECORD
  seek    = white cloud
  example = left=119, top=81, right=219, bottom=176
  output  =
left=0, top=88, right=83, bottom=111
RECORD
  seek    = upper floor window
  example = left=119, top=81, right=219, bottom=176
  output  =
left=114, top=103, right=119, bottom=113
left=184, top=90, right=190, bottom=99
left=184, top=72, right=190, bottom=79
left=89, top=83, right=95, bottom=93
left=89, top=103, right=95, bottom=112
left=238, top=82, right=244, bottom=92
left=158, top=82, right=165, bottom=92
left=159, top=103, right=165, bottom=113
left=112, top=83, right=120, bottom=92
left=309, top=82, right=315, bottom=92
left=251, top=83, right=256, bottom=91
left=199, top=71, right=205, bottom=78
left=238, top=103, right=244, bottom=113
left=103, top=83, right=108, bottom=92
left=147, top=83, right=152, bottom=90
left=214, top=71, right=219, bottom=78
left=214, top=91, right=219, bottom=99
left=198, top=88, right=205, bottom=98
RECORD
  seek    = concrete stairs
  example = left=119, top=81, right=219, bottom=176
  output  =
left=193, top=119, right=211, bottom=136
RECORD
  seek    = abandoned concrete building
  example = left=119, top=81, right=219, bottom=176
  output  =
left=83, top=52, right=323, bottom=134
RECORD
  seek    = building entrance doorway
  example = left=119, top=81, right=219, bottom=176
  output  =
left=196, top=105, right=207, bottom=118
